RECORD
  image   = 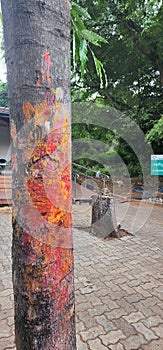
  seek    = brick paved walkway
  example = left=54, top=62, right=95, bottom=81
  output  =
left=0, top=201, right=163, bottom=349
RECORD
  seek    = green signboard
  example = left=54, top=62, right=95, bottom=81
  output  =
left=151, top=155, right=163, bottom=175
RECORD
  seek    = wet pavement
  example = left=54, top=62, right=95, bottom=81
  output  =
left=0, top=200, right=163, bottom=349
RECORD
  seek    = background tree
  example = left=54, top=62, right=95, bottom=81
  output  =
left=1, top=0, right=162, bottom=178
left=72, top=0, right=163, bottom=177
left=1, top=1, right=76, bottom=349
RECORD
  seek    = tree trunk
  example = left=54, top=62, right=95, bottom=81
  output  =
left=1, top=1, right=76, bottom=349
left=91, top=195, right=120, bottom=239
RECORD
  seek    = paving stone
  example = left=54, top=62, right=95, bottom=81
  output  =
left=116, top=297, right=137, bottom=313
left=99, top=329, right=126, bottom=346
left=100, top=297, right=120, bottom=310
left=158, top=303, right=163, bottom=310
left=120, top=284, right=135, bottom=294
left=95, top=315, right=117, bottom=332
left=0, top=308, right=14, bottom=320
left=132, top=286, right=152, bottom=298
left=94, top=288, right=110, bottom=297
left=0, top=289, right=13, bottom=298
left=141, top=281, right=158, bottom=290
left=141, top=296, right=160, bottom=308
left=88, top=338, right=108, bottom=350
left=128, top=279, right=142, bottom=287
left=112, top=318, right=137, bottom=337
left=109, top=291, right=126, bottom=301
left=80, top=285, right=98, bottom=294
left=1, top=205, right=163, bottom=350
left=133, top=301, right=156, bottom=317
left=80, top=326, right=104, bottom=342
left=91, top=279, right=107, bottom=289
left=150, top=305, right=163, bottom=318
left=141, top=315, right=163, bottom=328
left=0, top=296, right=13, bottom=311
left=0, top=319, right=12, bottom=338
left=124, top=293, right=145, bottom=304
left=123, top=311, right=145, bottom=323
left=141, top=338, right=163, bottom=349
left=88, top=304, right=108, bottom=317
left=87, top=294, right=102, bottom=306
left=0, top=336, right=16, bottom=349
left=76, top=334, right=88, bottom=350
left=77, top=310, right=97, bottom=328
left=6, top=317, right=14, bottom=327
left=120, top=334, right=147, bottom=349
left=105, top=282, right=121, bottom=292
left=75, top=292, right=88, bottom=304
left=132, top=321, right=158, bottom=341
left=151, top=324, right=163, bottom=337
left=150, top=287, right=163, bottom=300
left=114, top=277, right=128, bottom=285
left=105, top=308, right=128, bottom=321
left=76, top=320, right=86, bottom=333
left=109, top=344, right=125, bottom=350
left=76, top=301, right=92, bottom=312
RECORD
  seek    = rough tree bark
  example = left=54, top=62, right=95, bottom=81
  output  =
left=1, top=1, right=76, bottom=349
left=91, top=195, right=120, bottom=239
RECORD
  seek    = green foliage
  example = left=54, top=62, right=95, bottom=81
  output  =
left=90, top=49, right=108, bottom=88
left=0, top=12, right=4, bottom=56
left=81, top=30, right=107, bottom=46
left=0, top=81, right=8, bottom=107
left=71, top=1, right=108, bottom=87
left=72, top=0, right=163, bottom=177
left=79, top=39, right=87, bottom=79
left=1, top=1, right=162, bottom=177
left=147, top=117, right=163, bottom=145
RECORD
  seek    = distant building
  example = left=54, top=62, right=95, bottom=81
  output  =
left=0, top=108, right=11, bottom=204
left=0, top=107, right=11, bottom=166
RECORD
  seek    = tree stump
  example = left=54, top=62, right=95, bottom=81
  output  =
left=91, top=195, right=120, bottom=239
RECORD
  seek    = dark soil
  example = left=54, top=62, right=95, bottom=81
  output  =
left=104, top=228, right=133, bottom=241
left=75, top=225, right=133, bottom=242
